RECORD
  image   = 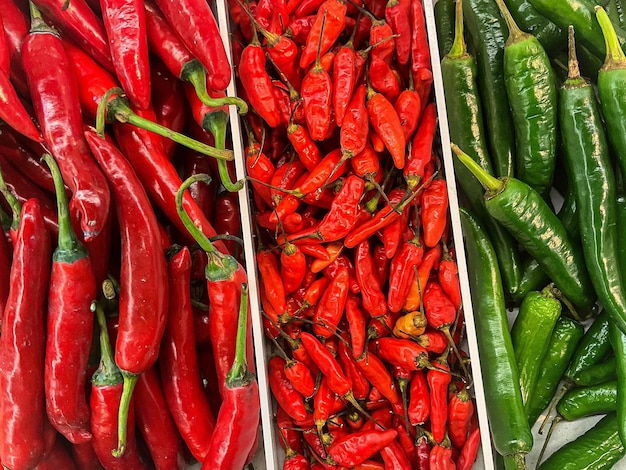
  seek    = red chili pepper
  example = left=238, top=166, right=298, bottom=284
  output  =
left=42, top=155, right=96, bottom=444
left=405, top=102, right=436, bottom=189
left=338, top=334, right=371, bottom=400
left=150, top=59, right=186, bottom=158
left=396, top=426, right=419, bottom=469
left=421, top=179, right=449, bottom=247
left=332, top=26, right=359, bottom=126
left=381, top=203, right=411, bottom=259
left=395, top=87, right=422, bottom=141
left=0, top=0, right=30, bottom=96
left=287, top=118, right=324, bottom=172
left=25, top=18, right=114, bottom=239
left=353, top=461, right=386, bottom=470
left=355, top=238, right=387, bottom=317
left=153, top=0, right=231, bottom=90
left=134, top=366, right=185, bottom=470
left=0, top=199, right=51, bottom=470
left=372, top=241, right=390, bottom=285
left=354, top=351, right=402, bottom=407
left=0, top=69, right=41, bottom=143
left=429, top=440, right=455, bottom=470
left=340, top=84, right=370, bottom=160
left=281, top=240, right=308, bottom=293
left=438, top=247, right=462, bottom=311
left=314, top=375, right=338, bottom=432
left=316, top=175, right=365, bottom=242
left=33, top=0, right=114, bottom=71
left=35, top=437, right=77, bottom=470
left=269, top=356, right=308, bottom=422
left=369, top=57, right=401, bottom=103
left=423, top=281, right=456, bottom=332
left=448, top=385, right=474, bottom=449
left=85, top=130, right=168, bottom=456
left=100, top=0, right=151, bottom=109
left=90, top=303, right=146, bottom=470
left=375, top=337, right=431, bottom=371
left=403, top=244, right=442, bottom=312
left=408, top=369, right=430, bottom=426
left=301, top=332, right=353, bottom=397
left=415, top=429, right=431, bottom=470
left=159, top=247, right=216, bottom=462
left=367, top=84, right=406, bottom=169
left=456, top=427, right=481, bottom=470
left=416, top=329, right=448, bottom=355
left=428, top=354, right=452, bottom=444
left=387, top=235, right=424, bottom=313
left=70, top=442, right=102, bottom=470
left=380, top=439, right=413, bottom=470
left=312, top=266, right=350, bottom=336
left=277, top=404, right=305, bottom=454
left=369, top=18, right=395, bottom=65
left=385, top=0, right=411, bottom=65
left=258, top=249, right=289, bottom=317
left=410, top=0, right=430, bottom=76
left=328, top=429, right=398, bottom=467
left=299, top=0, right=347, bottom=69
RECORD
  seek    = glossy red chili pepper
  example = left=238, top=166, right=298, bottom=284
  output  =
left=258, top=249, right=289, bottom=318
left=35, top=437, right=77, bottom=470
left=355, top=239, right=387, bottom=317
left=134, top=366, right=185, bottom=470
left=354, top=351, right=402, bottom=407
left=153, top=0, right=231, bottom=90
left=328, top=429, right=398, bottom=467
left=287, top=118, right=324, bottom=172
left=381, top=203, right=411, bottom=259
left=410, top=0, right=430, bottom=75
left=0, top=199, right=51, bottom=470
left=369, top=18, right=395, bottom=65
left=271, top=159, right=306, bottom=204
left=281, top=240, right=307, bottom=293
left=421, top=179, right=449, bottom=248
left=341, top=84, right=370, bottom=160
left=395, top=87, right=422, bottom=141
left=396, top=426, right=419, bottom=469
left=423, top=282, right=456, bottom=331
left=100, top=0, right=150, bottom=109
left=415, top=429, right=431, bottom=470
left=375, top=337, right=431, bottom=370
left=0, top=69, right=41, bottom=143
left=408, top=369, right=430, bottom=426
left=456, top=427, right=480, bottom=470
left=150, top=60, right=186, bottom=158
left=385, top=0, right=411, bottom=65
left=338, top=334, right=370, bottom=400
left=277, top=404, right=304, bottom=454
left=369, top=57, right=401, bottom=103
left=42, top=155, right=96, bottom=444
left=299, top=0, right=347, bottom=69
left=367, top=85, right=406, bottom=169
left=403, top=244, right=442, bottom=312
left=23, top=12, right=111, bottom=241
left=312, top=266, right=350, bottom=336
left=380, top=439, right=413, bottom=470
left=301, top=332, right=353, bottom=396
left=90, top=303, right=146, bottom=470
left=332, top=29, right=359, bottom=126
left=343, top=294, right=368, bottom=358
left=159, top=247, right=216, bottom=462
left=314, top=375, right=338, bottom=432
left=85, top=130, right=168, bottom=456
left=33, top=0, right=114, bottom=71
left=388, top=235, right=424, bottom=312
left=317, top=175, right=365, bottom=242
left=0, top=0, right=29, bottom=95
left=287, top=15, right=316, bottom=44
left=372, top=241, right=390, bottom=285
left=416, top=329, right=448, bottom=355
left=70, top=442, right=101, bottom=470
left=429, top=441, right=455, bottom=470
left=269, top=355, right=309, bottom=422
left=448, top=386, right=474, bottom=449
left=428, top=355, right=452, bottom=444
left=405, top=103, right=436, bottom=189
left=438, top=248, right=462, bottom=311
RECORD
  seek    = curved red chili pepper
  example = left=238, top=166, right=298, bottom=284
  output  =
left=355, top=238, right=387, bottom=317
left=388, top=236, right=424, bottom=312
left=408, top=369, right=430, bottom=426
left=456, top=427, right=481, bottom=470
left=438, top=249, right=462, bottom=311
left=0, top=199, right=51, bottom=470
left=43, top=154, right=96, bottom=444
left=416, top=329, right=448, bottom=355
left=328, top=429, right=398, bottom=467
left=316, top=175, right=365, bottom=242
left=340, top=84, right=369, bottom=159
left=312, top=266, right=350, bottom=337
left=332, top=32, right=359, bottom=126
left=0, top=0, right=29, bottom=96
left=153, top=0, right=231, bottom=90
left=428, top=355, right=452, bottom=444
left=367, top=86, right=406, bottom=169
left=405, top=102, right=436, bottom=189
left=0, top=70, right=41, bottom=143
left=385, top=0, right=411, bottom=65
left=369, top=57, right=401, bottom=103
left=354, top=351, right=402, bottom=407
left=338, top=334, right=371, bottom=400
left=85, top=130, right=168, bottom=456
left=448, top=386, right=474, bottom=449
left=282, top=240, right=307, bottom=293
left=240, top=40, right=280, bottom=127
left=395, top=87, right=422, bottom=141
left=134, top=366, right=185, bottom=470
left=299, top=0, right=347, bottom=69
left=258, top=249, right=289, bottom=318
left=23, top=12, right=111, bottom=240
left=0, top=129, right=55, bottom=193
left=375, top=337, right=431, bottom=370
left=269, top=355, right=309, bottom=421
left=288, top=120, right=323, bottom=172
left=421, top=179, right=449, bottom=248
left=32, top=0, right=114, bottom=71
left=100, top=0, right=151, bottom=109
left=410, top=0, right=430, bottom=80
left=301, top=332, right=353, bottom=397
left=380, top=439, right=413, bottom=470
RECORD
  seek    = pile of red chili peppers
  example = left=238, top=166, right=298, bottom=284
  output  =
left=230, top=0, right=481, bottom=467
left=0, top=0, right=263, bottom=469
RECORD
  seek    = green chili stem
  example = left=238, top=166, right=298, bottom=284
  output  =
left=494, top=0, right=526, bottom=43
left=91, top=301, right=122, bottom=386
left=567, top=26, right=582, bottom=80
left=451, top=144, right=502, bottom=192
left=446, top=0, right=466, bottom=59
left=596, top=6, right=626, bottom=68
left=226, top=283, right=250, bottom=384
left=183, top=61, right=248, bottom=114
left=28, top=1, right=56, bottom=34
left=0, top=164, right=20, bottom=232
left=42, top=154, right=81, bottom=253
left=175, top=174, right=217, bottom=254
left=113, top=373, right=138, bottom=457
left=503, top=454, right=526, bottom=470
left=207, top=110, right=245, bottom=192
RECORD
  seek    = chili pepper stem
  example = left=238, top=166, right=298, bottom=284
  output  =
left=0, top=164, right=20, bottom=231
left=493, top=0, right=527, bottom=44
left=112, top=373, right=138, bottom=457
left=28, top=1, right=57, bottom=35
left=537, top=415, right=562, bottom=465
left=95, top=87, right=233, bottom=161
left=205, top=109, right=245, bottom=192
left=227, top=284, right=251, bottom=384
left=446, top=0, right=466, bottom=59
left=567, top=26, right=582, bottom=81
left=596, top=6, right=626, bottom=70
left=538, top=383, right=571, bottom=434
left=182, top=60, right=248, bottom=114
left=451, top=144, right=502, bottom=192
left=92, top=301, right=122, bottom=384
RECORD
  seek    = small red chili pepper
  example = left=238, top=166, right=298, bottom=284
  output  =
left=340, top=84, right=370, bottom=161
left=413, top=67, right=433, bottom=113
left=381, top=203, right=410, bottom=259
left=314, top=376, right=338, bottom=433
left=456, top=427, right=481, bottom=470
left=421, top=179, right=449, bottom=248
left=281, top=240, right=308, bottom=294
left=42, top=154, right=96, bottom=444
left=369, top=57, right=401, bottom=103
left=416, top=329, right=449, bottom=355
left=403, top=244, right=442, bottom=312
left=288, top=119, right=324, bottom=172
left=201, top=284, right=260, bottom=470
left=258, top=249, right=289, bottom=319
left=353, top=460, right=386, bottom=470
left=355, top=239, right=387, bottom=317
left=269, top=355, right=309, bottom=422
left=312, top=266, right=350, bottom=337
left=367, top=83, right=406, bottom=169
left=375, top=337, right=431, bottom=371
left=85, top=130, right=168, bottom=457
left=408, top=369, right=430, bottom=426
left=369, top=18, right=395, bottom=65
left=429, top=438, right=455, bottom=470
left=258, top=25, right=302, bottom=89
left=338, top=334, right=370, bottom=400
left=448, top=385, right=474, bottom=449
left=328, top=429, right=398, bottom=467
left=0, top=199, right=52, bottom=470
left=100, top=0, right=151, bottom=109
left=373, top=241, right=390, bottom=285
left=332, top=26, right=359, bottom=126
left=153, top=0, right=231, bottom=90
left=277, top=404, right=305, bottom=455
left=415, top=428, right=431, bottom=470
left=396, top=425, right=419, bottom=469
left=395, top=86, right=422, bottom=141
left=385, top=0, right=411, bottom=65
left=380, top=439, right=413, bottom=470
left=299, top=0, right=347, bottom=69
left=428, top=354, right=452, bottom=444
left=423, top=281, right=456, bottom=332
left=405, top=103, right=436, bottom=189
left=35, top=437, right=77, bottom=470
left=160, top=247, right=216, bottom=462
left=410, top=0, right=431, bottom=74
left=316, top=175, right=365, bottom=242
left=387, top=234, right=424, bottom=313
left=438, top=246, right=462, bottom=311
left=354, top=351, right=402, bottom=407
left=287, top=15, right=317, bottom=45
left=301, top=332, right=353, bottom=398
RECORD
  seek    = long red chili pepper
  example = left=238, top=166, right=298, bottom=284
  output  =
left=0, top=0, right=30, bottom=96
left=457, top=427, right=481, bottom=470
left=32, top=0, right=114, bottom=71
left=201, top=284, right=260, bottom=469
left=299, top=0, right=347, bottom=69
left=428, top=353, right=452, bottom=444
left=341, top=84, right=370, bottom=159
left=0, top=198, right=51, bottom=470
left=312, top=266, right=350, bottom=336
left=409, top=0, right=430, bottom=78
left=338, top=333, right=371, bottom=400
left=438, top=245, right=462, bottom=311
left=354, top=351, right=402, bottom=407
left=269, top=355, right=308, bottom=422
left=316, top=175, right=365, bottom=241
left=314, top=375, right=338, bottom=433
left=85, top=129, right=168, bottom=457
left=375, top=337, right=431, bottom=371
left=214, top=191, right=242, bottom=258
left=0, top=70, right=41, bottom=143
left=328, top=429, right=398, bottom=467
left=395, top=86, right=422, bottom=141
left=385, top=0, right=411, bottom=65
left=153, top=0, right=231, bottom=91
left=23, top=6, right=111, bottom=241
left=355, top=238, right=387, bottom=317
left=301, top=332, right=353, bottom=397
left=367, top=83, right=406, bottom=169
left=404, top=102, right=436, bottom=189
left=90, top=302, right=147, bottom=470
left=277, top=404, right=305, bottom=454
left=332, top=26, right=359, bottom=126
left=134, top=366, right=185, bottom=470
left=100, top=0, right=151, bottom=109
left=408, top=369, right=430, bottom=426
left=42, top=154, right=96, bottom=445
left=159, top=246, right=216, bottom=462
left=388, top=234, right=424, bottom=312
left=421, top=178, right=449, bottom=247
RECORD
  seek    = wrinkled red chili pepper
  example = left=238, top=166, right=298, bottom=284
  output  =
left=355, top=238, right=388, bottom=317
left=312, top=266, right=350, bottom=336
left=380, top=439, right=413, bottom=470
left=367, top=84, right=406, bottom=169
left=85, top=130, right=168, bottom=456
left=316, top=175, right=365, bottom=241
left=408, top=369, right=430, bottom=426
left=395, top=86, right=422, bottom=141
left=338, top=333, right=371, bottom=400
left=429, top=439, right=455, bottom=470
left=332, top=25, right=359, bottom=126
left=396, top=425, right=419, bottom=468
left=0, top=198, right=51, bottom=470
left=269, top=355, right=308, bottom=422
left=341, top=84, right=370, bottom=163
left=385, top=0, right=411, bottom=65
left=448, top=385, right=474, bottom=449
left=403, top=244, right=442, bottom=312
left=299, top=0, right=347, bottom=69
left=369, top=17, right=395, bottom=65
left=410, top=0, right=430, bottom=80
left=416, top=329, right=448, bottom=355
left=375, top=337, right=431, bottom=371
left=388, top=234, right=424, bottom=312
left=438, top=246, right=462, bottom=311
left=277, top=404, right=305, bottom=454
left=457, top=427, right=481, bottom=470
left=301, top=332, right=353, bottom=397
left=415, top=428, right=431, bottom=470
left=381, top=203, right=410, bottom=259
left=314, top=375, right=338, bottom=432
left=369, top=57, right=401, bottom=103
left=354, top=350, right=402, bottom=408
left=328, top=429, right=398, bottom=467
left=23, top=8, right=111, bottom=240
left=405, top=103, right=436, bottom=189
left=428, top=354, right=452, bottom=444
left=42, top=154, right=96, bottom=444
left=423, top=281, right=456, bottom=333
left=421, top=179, right=449, bottom=247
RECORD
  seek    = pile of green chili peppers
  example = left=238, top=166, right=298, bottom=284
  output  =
left=436, top=0, right=626, bottom=468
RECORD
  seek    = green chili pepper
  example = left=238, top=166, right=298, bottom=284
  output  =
left=573, top=357, right=617, bottom=386
left=560, top=23, right=626, bottom=335
left=452, top=144, right=596, bottom=312
left=557, top=380, right=618, bottom=421
left=525, top=316, right=584, bottom=426
left=609, top=322, right=626, bottom=445
left=538, top=413, right=625, bottom=470
left=460, top=208, right=532, bottom=468
left=510, top=256, right=549, bottom=305
left=495, top=0, right=558, bottom=198
left=434, top=0, right=455, bottom=58
left=605, top=0, right=626, bottom=28
left=502, top=0, right=566, bottom=53
left=442, top=0, right=522, bottom=296
left=617, top=171, right=626, bottom=278
left=557, top=184, right=580, bottom=242
left=565, top=310, right=612, bottom=382
left=463, top=0, right=515, bottom=178
left=511, top=287, right=562, bottom=406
